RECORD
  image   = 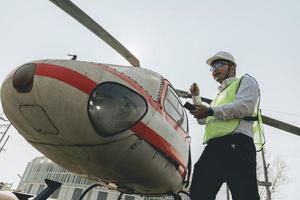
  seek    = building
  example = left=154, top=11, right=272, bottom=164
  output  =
left=17, top=156, right=178, bottom=200
left=17, top=156, right=145, bottom=200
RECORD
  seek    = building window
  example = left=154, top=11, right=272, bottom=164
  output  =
left=72, top=175, right=76, bottom=183
left=51, top=186, right=61, bottom=199
left=66, top=174, right=71, bottom=183
left=71, top=188, right=83, bottom=200
left=37, top=184, right=45, bottom=194
left=164, top=86, right=188, bottom=132
left=97, top=191, right=108, bottom=200
left=124, top=195, right=135, bottom=200
left=88, top=82, right=147, bottom=137
left=75, top=176, right=81, bottom=184
left=27, top=184, right=33, bottom=194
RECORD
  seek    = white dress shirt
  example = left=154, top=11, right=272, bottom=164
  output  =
left=192, top=75, right=260, bottom=138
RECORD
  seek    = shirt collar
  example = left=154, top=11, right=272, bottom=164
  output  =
left=217, top=77, right=238, bottom=91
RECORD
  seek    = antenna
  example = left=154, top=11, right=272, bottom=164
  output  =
left=67, top=54, right=77, bottom=60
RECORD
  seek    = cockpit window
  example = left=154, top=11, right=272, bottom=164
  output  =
left=88, top=82, right=147, bottom=137
left=164, top=86, right=188, bottom=132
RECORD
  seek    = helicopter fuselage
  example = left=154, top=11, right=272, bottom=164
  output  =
left=1, top=59, right=190, bottom=195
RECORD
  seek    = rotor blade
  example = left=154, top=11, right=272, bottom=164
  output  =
left=262, top=115, right=300, bottom=136
left=175, top=89, right=300, bottom=136
left=49, top=0, right=140, bottom=67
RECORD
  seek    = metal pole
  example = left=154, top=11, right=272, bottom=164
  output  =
left=0, top=123, right=11, bottom=154
left=0, top=130, right=7, bottom=144
left=0, top=123, right=11, bottom=143
left=0, top=135, right=10, bottom=153
left=261, top=148, right=272, bottom=200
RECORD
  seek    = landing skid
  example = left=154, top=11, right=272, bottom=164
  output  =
left=78, top=183, right=101, bottom=200
left=78, top=184, right=192, bottom=200
left=117, top=192, right=123, bottom=200
left=21, top=179, right=191, bottom=200
left=13, top=179, right=62, bottom=200
left=173, top=193, right=182, bottom=200
left=172, top=191, right=191, bottom=200
left=117, top=192, right=190, bottom=200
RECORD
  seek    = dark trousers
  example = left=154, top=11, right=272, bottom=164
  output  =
left=190, top=133, right=260, bottom=200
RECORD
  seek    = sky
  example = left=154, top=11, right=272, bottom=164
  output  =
left=0, top=0, right=300, bottom=199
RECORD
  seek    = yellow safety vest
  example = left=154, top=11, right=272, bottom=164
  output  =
left=204, top=75, right=265, bottom=150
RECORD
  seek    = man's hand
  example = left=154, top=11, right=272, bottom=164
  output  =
left=190, top=83, right=200, bottom=96
left=190, top=104, right=209, bottom=119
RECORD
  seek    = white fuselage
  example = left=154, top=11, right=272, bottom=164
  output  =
left=1, top=60, right=190, bottom=195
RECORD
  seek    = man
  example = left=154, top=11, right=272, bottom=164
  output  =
left=189, top=51, right=263, bottom=200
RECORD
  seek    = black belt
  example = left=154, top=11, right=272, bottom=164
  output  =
left=243, top=116, right=258, bottom=121
left=207, top=132, right=253, bottom=147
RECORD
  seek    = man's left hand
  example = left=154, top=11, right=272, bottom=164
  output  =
left=190, top=105, right=210, bottom=119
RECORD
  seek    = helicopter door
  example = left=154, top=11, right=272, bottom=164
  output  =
left=163, top=85, right=188, bottom=133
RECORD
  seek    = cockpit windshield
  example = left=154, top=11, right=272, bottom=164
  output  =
left=88, top=82, right=147, bottom=137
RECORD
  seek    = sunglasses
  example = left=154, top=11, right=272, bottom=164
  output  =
left=210, top=62, right=230, bottom=72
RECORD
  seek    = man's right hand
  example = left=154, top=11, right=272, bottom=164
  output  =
left=190, top=104, right=210, bottom=119
left=190, top=83, right=200, bottom=96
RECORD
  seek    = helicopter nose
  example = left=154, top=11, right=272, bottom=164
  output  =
left=88, top=82, right=148, bottom=137
left=13, top=63, right=36, bottom=93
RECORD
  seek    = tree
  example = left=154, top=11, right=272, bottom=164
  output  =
left=257, top=148, right=288, bottom=200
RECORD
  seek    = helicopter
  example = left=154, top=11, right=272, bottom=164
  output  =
left=0, top=191, right=19, bottom=200
left=1, top=0, right=300, bottom=200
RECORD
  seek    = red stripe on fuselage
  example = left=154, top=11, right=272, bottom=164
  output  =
left=97, top=64, right=159, bottom=111
left=97, top=64, right=188, bottom=139
left=34, top=63, right=187, bottom=175
left=35, top=63, right=97, bottom=94
left=131, top=122, right=186, bottom=173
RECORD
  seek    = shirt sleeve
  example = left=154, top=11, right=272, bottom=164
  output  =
left=212, top=75, right=260, bottom=120
left=192, top=95, right=206, bottom=125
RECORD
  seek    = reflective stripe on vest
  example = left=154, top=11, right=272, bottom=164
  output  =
left=203, top=75, right=265, bottom=150
left=253, top=100, right=265, bottom=151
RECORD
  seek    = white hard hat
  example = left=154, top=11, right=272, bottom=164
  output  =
left=206, top=51, right=237, bottom=67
